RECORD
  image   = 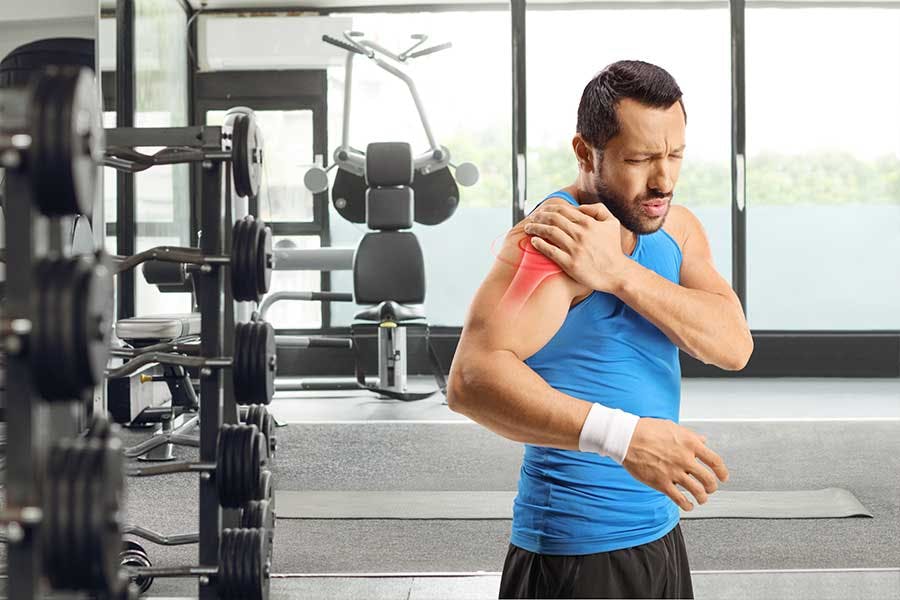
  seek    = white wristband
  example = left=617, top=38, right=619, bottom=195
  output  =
left=578, top=402, right=641, bottom=465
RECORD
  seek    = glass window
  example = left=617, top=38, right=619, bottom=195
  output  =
left=323, top=11, right=512, bottom=327
left=134, top=0, right=190, bottom=316
left=526, top=7, right=732, bottom=286
left=746, top=8, right=900, bottom=330
left=207, top=109, right=316, bottom=222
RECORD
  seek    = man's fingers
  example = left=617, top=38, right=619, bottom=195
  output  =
left=525, top=223, right=576, bottom=254
left=539, top=203, right=595, bottom=226
left=677, top=473, right=709, bottom=505
left=685, top=460, right=718, bottom=494
left=577, top=202, right=614, bottom=221
left=664, top=483, right=694, bottom=512
left=530, top=236, right=572, bottom=269
left=695, top=443, right=729, bottom=483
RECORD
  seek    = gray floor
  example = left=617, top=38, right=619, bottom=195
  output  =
left=3, top=377, right=899, bottom=598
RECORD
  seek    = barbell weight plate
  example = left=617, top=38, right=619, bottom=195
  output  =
left=30, top=70, right=63, bottom=214
left=244, top=405, right=271, bottom=460
left=218, top=528, right=236, bottom=598
left=250, top=430, right=263, bottom=500
left=62, top=258, right=89, bottom=397
left=255, top=224, right=272, bottom=297
left=245, top=218, right=263, bottom=303
left=34, top=258, right=63, bottom=399
left=216, top=425, right=233, bottom=508
left=247, top=116, right=263, bottom=199
left=239, top=321, right=260, bottom=406
left=234, top=322, right=252, bottom=404
left=32, top=68, right=99, bottom=217
left=230, top=217, right=249, bottom=302
left=232, top=115, right=251, bottom=199
left=264, top=411, right=276, bottom=458
left=258, top=469, right=273, bottom=509
left=42, top=442, right=65, bottom=582
left=98, top=440, right=126, bottom=594
left=79, top=254, right=114, bottom=388
left=261, top=321, right=276, bottom=405
left=120, top=541, right=154, bottom=595
left=232, top=217, right=261, bottom=303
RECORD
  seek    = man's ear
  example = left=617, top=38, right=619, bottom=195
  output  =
left=572, top=134, right=595, bottom=173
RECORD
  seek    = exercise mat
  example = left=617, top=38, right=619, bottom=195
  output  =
left=274, top=487, right=872, bottom=520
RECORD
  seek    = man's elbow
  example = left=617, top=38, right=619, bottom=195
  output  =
left=446, top=360, right=478, bottom=413
left=725, top=333, right=754, bottom=371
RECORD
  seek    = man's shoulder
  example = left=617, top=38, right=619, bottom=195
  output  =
left=663, top=204, right=696, bottom=250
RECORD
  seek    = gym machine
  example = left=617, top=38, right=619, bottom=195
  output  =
left=285, top=32, right=479, bottom=401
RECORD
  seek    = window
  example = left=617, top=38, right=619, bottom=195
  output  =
left=746, top=7, right=900, bottom=330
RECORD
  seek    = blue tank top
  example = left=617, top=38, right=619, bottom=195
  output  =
left=510, top=190, right=684, bottom=555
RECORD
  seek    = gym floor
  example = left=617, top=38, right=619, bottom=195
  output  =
left=6, top=376, right=889, bottom=599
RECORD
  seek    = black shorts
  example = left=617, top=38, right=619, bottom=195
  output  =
left=499, top=523, right=693, bottom=599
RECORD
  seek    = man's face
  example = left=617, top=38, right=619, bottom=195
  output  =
left=581, top=98, right=686, bottom=234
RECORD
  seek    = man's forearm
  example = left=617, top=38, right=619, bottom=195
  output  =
left=447, top=349, right=594, bottom=451
left=613, top=261, right=753, bottom=370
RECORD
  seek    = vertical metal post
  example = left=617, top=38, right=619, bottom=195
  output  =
left=116, top=0, right=137, bottom=319
left=510, top=0, right=527, bottom=225
left=730, top=0, right=748, bottom=313
left=197, top=161, right=224, bottom=600
left=5, top=172, right=40, bottom=599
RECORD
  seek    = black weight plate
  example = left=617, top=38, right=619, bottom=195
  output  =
left=216, top=425, right=233, bottom=508
left=244, top=406, right=268, bottom=460
left=235, top=321, right=257, bottom=405
left=412, top=167, right=460, bottom=225
left=235, top=528, right=249, bottom=598
left=256, top=225, right=272, bottom=297
left=43, top=259, right=75, bottom=399
left=84, top=443, right=104, bottom=588
left=245, top=218, right=263, bottom=303
left=67, top=442, right=91, bottom=587
left=232, top=115, right=251, bottom=199
left=258, top=469, right=273, bottom=509
left=69, top=258, right=93, bottom=395
left=30, top=259, right=53, bottom=391
left=247, top=114, right=263, bottom=199
left=245, top=321, right=261, bottom=406
left=331, top=168, right=367, bottom=223
left=237, top=425, right=254, bottom=506
left=230, top=218, right=249, bottom=302
left=32, top=259, right=59, bottom=399
left=80, top=255, right=114, bottom=387
left=233, top=322, right=251, bottom=404
left=264, top=412, right=276, bottom=458
left=218, top=528, right=235, bottom=598
left=48, top=69, right=79, bottom=216
left=238, top=217, right=255, bottom=302
left=41, top=442, right=65, bottom=581
left=250, top=527, right=269, bottom=600
left=58, top=258, right=83, bottom=398
left=29, top=70, right=61, bottom=214
left=98, top=440, right=125, bottom=593
left=259, top=321, right=275, bottom=405
left=249, top=430, right=263, bottom=499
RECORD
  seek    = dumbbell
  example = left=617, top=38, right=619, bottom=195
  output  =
left=0, top=252, right=114, bottom=401
left=127, top=423, right=268, bottom=509
left=107, top=320, right=276, bottom=406
left=114, top=215, right=273, bottom=303
left=121, top=527, right=269, bottom=600
left=0, top=66, right=102, bottom=217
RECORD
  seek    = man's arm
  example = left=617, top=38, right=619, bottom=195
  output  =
left=613, top=205, right=753, bottom=370
left=446, top=205, right=604, bottom=451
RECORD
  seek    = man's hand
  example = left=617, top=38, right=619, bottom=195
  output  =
left=622, top=417, right=730, bottom=511
left=523, top=202, right=630, bottom=294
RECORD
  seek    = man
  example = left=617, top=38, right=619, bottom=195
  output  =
left=446, top=60, right=753, bottom=599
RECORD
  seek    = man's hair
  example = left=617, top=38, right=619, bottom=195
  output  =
left=576, top=60, right=686, bottom=157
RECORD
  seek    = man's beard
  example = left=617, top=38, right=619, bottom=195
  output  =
left=587, top=175, right=671, bottom=235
